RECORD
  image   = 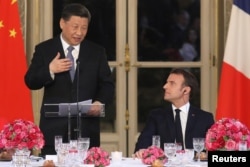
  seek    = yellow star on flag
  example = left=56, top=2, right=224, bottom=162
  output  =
left=9, top=28, right=17, bottom=37
left=0, top=20, right=4, bottom=28
left=11, top=0, right=17, bottom=5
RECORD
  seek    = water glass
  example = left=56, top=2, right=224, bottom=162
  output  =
left=192, top=138, right=204, bottom=162
left=57, top=143, right=70, bottom=165
left=164, top=143, right=176, bottom=165
left=183, top=149, right=194, bottom=162
left=77, top=145, right=88, bottom=164
left=12, top=148, right=31, bottom=167
left=67, top=140, right=79, bottom=165
left=175, top=142, right=184, bottom=162
left=152, top=135, right=161, bottom=148
left=175, top=142, right=183, bottom=153
left=78, top=137, right=90, bottom=150
left=69, top=140, right=78, bottom=153
left=77, top=137, right=90, bottom=163
left=238, top=140, right=247, bottom=151
left=54, top=135, right=63, bottom=153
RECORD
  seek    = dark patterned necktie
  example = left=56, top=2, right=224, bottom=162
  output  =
left=175, top=109, right=184, bottom=149
left=67, top=46, right=75, bottom=81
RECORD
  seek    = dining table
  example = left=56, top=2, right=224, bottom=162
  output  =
left=0, top=155, right=208, bottom=167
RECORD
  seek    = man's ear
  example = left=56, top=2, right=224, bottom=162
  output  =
left=183, top=87, right=191, bottom=94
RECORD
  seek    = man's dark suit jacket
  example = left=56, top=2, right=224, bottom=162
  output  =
left=25, top=35, right=114, bottom=155
left=134, top=105, right=214, bottom=152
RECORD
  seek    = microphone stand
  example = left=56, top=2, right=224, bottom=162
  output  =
left=75, top=60, right=81, bottom=138
left=67, top=104, right=71, bottom=142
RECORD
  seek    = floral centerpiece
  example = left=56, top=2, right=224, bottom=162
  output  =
left=0, top=119, right=45, bottom=150
left=205, top=118, right=250, bottom=151
left=141, top=146, right=167, bottom=165
left=84, top=147, right=110, bottom=167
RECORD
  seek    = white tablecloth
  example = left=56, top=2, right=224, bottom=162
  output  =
left=0, top=157, right=207, bottom=167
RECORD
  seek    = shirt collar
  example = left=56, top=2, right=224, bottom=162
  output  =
left=60, top=34, right=80, bottom=52
left=172, top=102, right=190, bottom=114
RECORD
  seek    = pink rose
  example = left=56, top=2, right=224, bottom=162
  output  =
left=84, top=147, right=110, bottom=167
left=141, top=146, right=167, bottom=165
left=225, top=139, right=236, bottom=150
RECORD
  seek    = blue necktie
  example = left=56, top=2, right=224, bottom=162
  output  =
left=67, top=46, right=75, bottom=81
left=175, top=109, right=184, bottom=149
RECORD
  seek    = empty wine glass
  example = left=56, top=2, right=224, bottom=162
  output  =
left=78, top=137, right=90, bottom=150
left=175, top=142, right=184, bottom=163
left=192, top=138, right=204, bottom=162
left=77, top=142, right=89, bottom=164
left=184, top=149, right=194, bottom=163
left=57, top=143, right=70, bottom=165
left=69, top=140, right=78, bottom=153
left=152, top=135, right=161, bottom=148
left=164, top=143, right=176, bottom=165
left=77, top=137, right=90, bottom=164
left=238, top=140, right=247, bottom=151
left=54, top=135, right=63, bottom=154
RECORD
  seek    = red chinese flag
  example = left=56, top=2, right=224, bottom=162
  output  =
left=216, top=0, right=250, bottom=129
left=0, top=0, right=34, bottom=127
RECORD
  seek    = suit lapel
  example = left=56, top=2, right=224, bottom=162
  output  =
left=185, top=106, right=196, bottom=139
left=165, top=106, right=176, bottom=141
left=54, top=36, right=73, bottom=83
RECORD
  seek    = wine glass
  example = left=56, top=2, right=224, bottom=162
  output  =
left=192, top=138, right=204, bottom=162
left=152, top=135, right=161, bottom=148
left=54, top=135, right=63, bottom=154
left=57, top=143, right=70, bottom=166
left=184, top=149, right=194, bottom=163
left=164, top=143, right=176, bottom=165
left=69, top=140, right=78, bottom=153
left=175, top=142, right=183, bottom=163
left=238, top=140, right=247, bottom=151
left=78, top=137, right=90, bottom=150
left=77, top=137, right=90, bottom=164
left=67, top=140, right=78, bottom=165
left=77, top=142, right=89, bottom=164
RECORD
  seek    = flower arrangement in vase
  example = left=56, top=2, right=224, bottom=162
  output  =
left=84, top=147, right=110, bottom=167
left=0, top=119, right=45, bottom=160
left=141, top=145, right=167, bottom=166
left=205, top=117, right=250, bottom=151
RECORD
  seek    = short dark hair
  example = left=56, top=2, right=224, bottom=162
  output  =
left=61, top=3, right=91, bottom=22
left=169, top=68, right=199, bottom=98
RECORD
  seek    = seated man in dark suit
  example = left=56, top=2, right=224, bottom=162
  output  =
left=133, top=68, right=214, bottom=158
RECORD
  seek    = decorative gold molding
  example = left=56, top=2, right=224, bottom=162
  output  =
left=17, top=0, right=26, bottom=47
left=224, top=0, right=233, bottom=40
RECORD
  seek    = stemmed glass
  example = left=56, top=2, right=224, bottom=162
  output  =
left=77, top=137, right=90, bottom=164
left=184, top=149, right=194, bottom=163
left=238, top=140, right=247, bottom=151
left=152, top=135, right=161, bottom=148
left=175, top=142, right=183, bottom=163
left=54, top=135, right=63, bottom=154
left=78, top=137, right=90, bottom=150
left=192, top=138, right=204, bottom=162
left=164, top=143, right=176, bottom=165
left=68, top=140, right=78, bottom=165
left=57, top=143, right=70, bottom=166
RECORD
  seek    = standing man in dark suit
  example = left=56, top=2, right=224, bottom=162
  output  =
left=133, top=68, right=214, bottom=158
left=25, top=3, right=114, bottom=155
